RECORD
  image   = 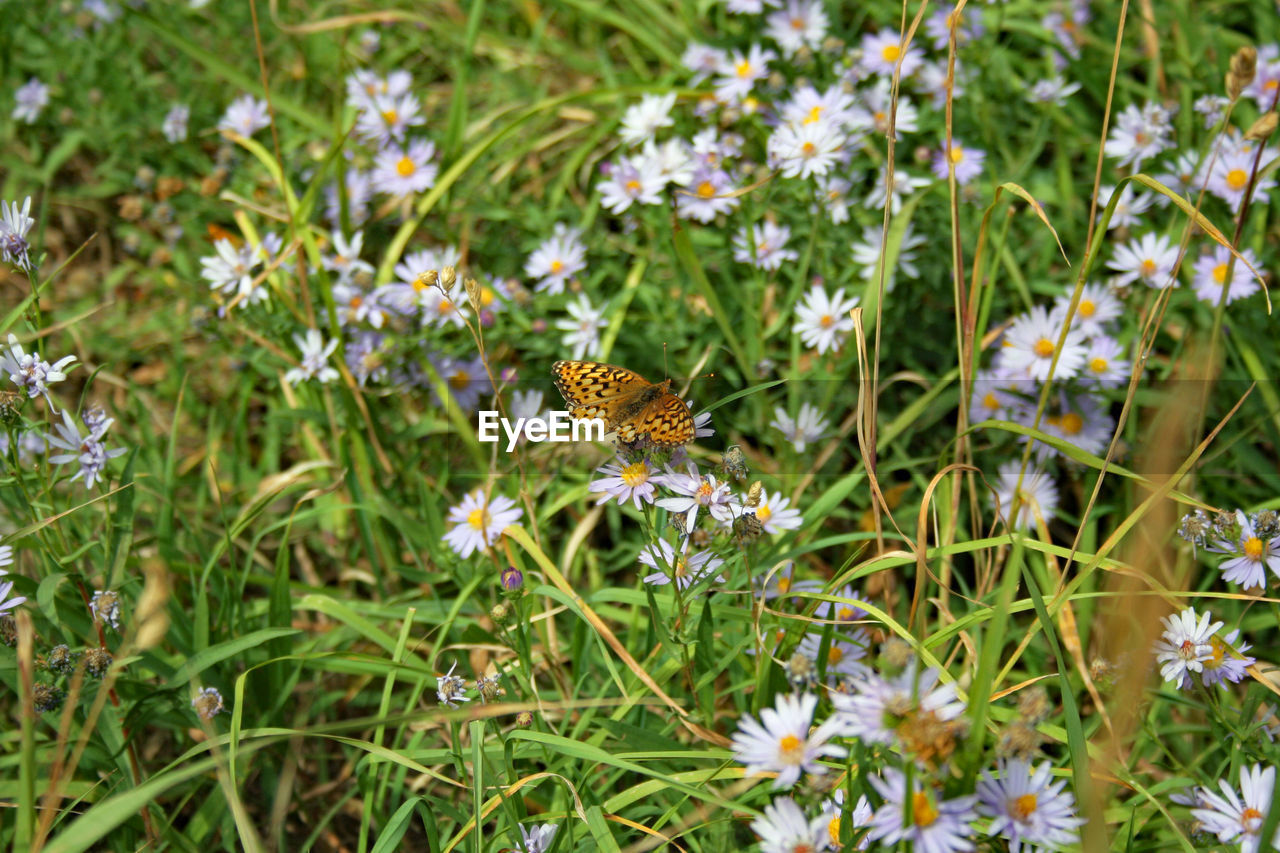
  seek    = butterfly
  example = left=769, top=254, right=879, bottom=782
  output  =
left=551, top=360, right=696, bottom=447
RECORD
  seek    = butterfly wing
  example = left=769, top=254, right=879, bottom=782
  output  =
left=552, top=361, right=649, bottom=407
left=623, top=393, right=696, bottom=446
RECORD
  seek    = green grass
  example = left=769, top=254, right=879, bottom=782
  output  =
left=1, top=1, right=1279, bottom=851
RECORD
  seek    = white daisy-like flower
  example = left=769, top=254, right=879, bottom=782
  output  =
left=514, top=823, right=558, bottom=853
left=1152, top=606, right=1222, bottom=687
left=733, top=221, right=798, bottom=272
left=1192, top=764, right=1280, bottom=853
left=751, top=489, right=804, bottom=534
left=768, top=118, right=845, bottom=179
left=1191, top=244, right=1261, bottom=305
left=1212, top=510, right=1280, bottom=590
left=217, top=94, right=271, bottom=137
left=995, top=305, right=1088, bottom=381
left=637, top=538, right=725, bottom=590
left=751, top=796, right=832, bottom=853
left=770, top=402, right=830, bottom=452
left=598, top=153, right=667, bottom=213
left=284, top=329, right=340, bottom=386
left=730, top=692, right=846, bottom=789
left=553, top=293, right=608, bottom=360
left=713, top=43, right=776, bottom=103
left=991, top=460, right=1059, bottom=530
left=764, top=0, right=829, bottom=57
left=1106, top=232, right=1180, bottom=288
left=978, top=760, right=1085, bottom=852
left=442, top=490, right=523, bottom=559
left=864, top=165, right=930, bottom=214
left=525, top=223, right=587, bottom=295
left=866, top=767, right=978, bottom=853
left=831, top=664, right=965, bottom=746
left=1097, top=183, right=1154, bottom=230
left=859, top=28, right=923, bottom=78
left=618, top=93, right=676, bottom=146
left=850, top=222, right=925, bottom=287
left=655, top=467, right=735, bottom=532
left=1053, top=282, right=1123, bottom=338
left=1, top=333, right=78, bottom=409
left=589, top=456, right=659, bottom=510
left=792, top=284, right=858, bottom=354
left=371, top=138, right=439, bottom=196
left=436, top=661, right=469, bottom=708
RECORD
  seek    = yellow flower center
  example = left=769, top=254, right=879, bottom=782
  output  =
left=983, top=391, right=1000, bottom=411
left=1226, top=168, right=1248, bottom=191
left=757, top=503, right=773, bottom=523
left=1207, top=635, right=1227, bottom=668
left=1140, top=258, right=1157, bottom=277
left=396, top=156, right=416, bottom=177
left=438, top=299, right=455, bottom=315
left=413, top=272, right=432, bottom=291
left=777, top=576, right=792, bottom=593
left=882, top=44, right=902, bottom=63
left=1060, top=412, right=1083, bottom=435
left=450, top=370, right=470, bottom=390
left=1244, top=536, right=1264, bottom=561
left=1244, top=806, right=1265, bottom=823
left=836, top=605, right=857, bottom=622
left=805, top=105, right=824, bottom=124
left=1079, top=299, right=1096, bottom=317
left=467, top=507, right=490, bottom=530
left=696, top=481, right=714, bottom=503
left=735, top=60, right=753, bottom=78
left=381, top=109, right=399, bottom=125
left=911, top=791, right=939, bottom=827
left=949, top=146, right=966, bottom=164
left=801, top=141, right=817, bottom=157
left=1213, top=262, right=1229, bottom=284
left=828, top=816, right=841, bottom=846
left=349, top=295, right=363, bottom=308
left=625, top=179, right=642, bottom=194
left=790, top=16, right=804, bottom=30
left=550, top=259, right=564, bottom=274
left=1034, top=338, right=1056, bottom=358
left=1089, top=356, right=1108, bottom=374
left=621, top=462, right=649, bottom=487
left=820, top=314, right=835, bottom=328
left=697, top=180, right=716, bottom=198
left=778, top=734, right=804, bottom=762
left=829, top=645, right=845, bottom=664
left=479, top=286, right=495, bottom=308
left=1012, top=793, right=1038, bottom=820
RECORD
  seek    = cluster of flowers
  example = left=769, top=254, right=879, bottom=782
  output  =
left=0, top=327, right=127, bottom=489
left=1179, top=507, right=1280, bottom=592
left=970, top=280, right=1131, bottom=531
left=193, top=79, right=493, bottom=399
left=729, top=661, right=1084, bottom=852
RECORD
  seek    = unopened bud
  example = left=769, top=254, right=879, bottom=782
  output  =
left=746, top=481, right=763, bottom=508
left=464, top=277, right=482, bottom=314
left=440, top=265, right=457, bottom=292
left=416, top=269, right=438, bottom=290
left=1227, top=46, right=1257, bottom=99
left=1246, top=111, right=1278, bottom=141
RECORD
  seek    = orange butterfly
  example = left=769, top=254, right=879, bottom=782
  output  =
left=551, top=360, right=695, bottom=447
